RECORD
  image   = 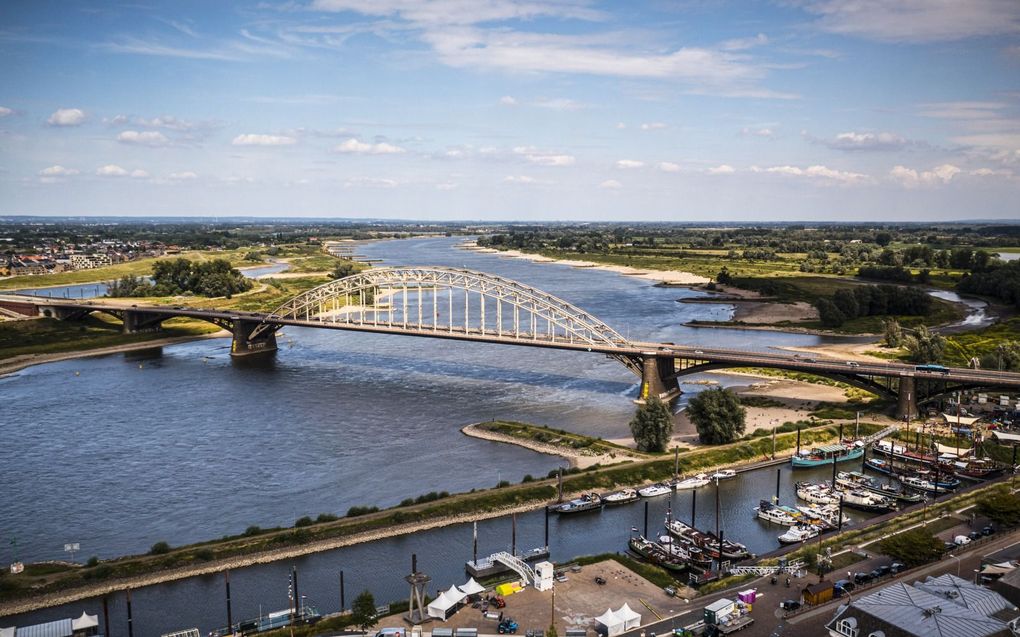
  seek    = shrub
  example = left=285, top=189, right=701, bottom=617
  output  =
left=149, top=541, right=171, bottom=555
left=294, top=516, right=314, bottom=528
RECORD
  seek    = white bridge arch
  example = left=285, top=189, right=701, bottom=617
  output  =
left=257, top=266, right=640, bottom=372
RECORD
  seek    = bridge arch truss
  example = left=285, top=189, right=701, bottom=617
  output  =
left=258, top=266, right=641, bottom=373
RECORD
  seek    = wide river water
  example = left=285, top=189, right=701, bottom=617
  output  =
left=3, top=237, right=868, bottom=633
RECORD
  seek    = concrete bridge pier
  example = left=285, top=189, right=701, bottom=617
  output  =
left=121, top=310, right=167, bottom=334
left=896, top=375, right=918, bottom=420
left=230, top=320, right=278, bottom=357
left=637, top=352, right=681, bottom=404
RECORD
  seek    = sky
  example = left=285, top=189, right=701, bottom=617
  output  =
left=0, top=0, right=1019, bottom=221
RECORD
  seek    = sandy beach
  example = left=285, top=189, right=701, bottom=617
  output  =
left=465, top=244, right=710, bottom=285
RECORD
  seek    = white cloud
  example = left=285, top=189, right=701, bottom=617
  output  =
left=38, top=165, right=79, bottom=177
left=344, top=176, right=398, bottom=188
left=754, top=164, right=870, bottom=184
left=721, top=33, right=769, bottom=51
left=0, top=107, right=12, bottom=118
left=334, top=138, right=407, bottom=154
left=740, top=127, right=774, bottom=138
left=889, top=164, right=961, bottom=187
left=232, top=134, right=297, bottom=146
left=802, top=0, right=1020, bottom=43
left=47, top=108, right=86, bottom=126
left=130, top=169, right=150, bottom=179
left=503, top=175, right=538, bottom=184
left=825, top=131, right=908, bottom=151
left=640, top=122, right=668, bottom=130
left=970, top=167, right=1014, bottom=178
left=532, top=97, right=583, bottom=111
left=599, top=179, right=622, bottom=189
left=708, top=164, right=735, bottom=175
left=657, top=162, right=682, bottom=173
left=96, top=164, right=129, bottom=177
left=117, top=130, right=170, bottom=146
left=616, top=159, right=644, bottom=169
left=310, top=0, right=604, bottom=26
left=436, top=182, right=458, bottom=190
left=513, top=146, right=575, bottom=166
left=616, top=122, right=627, bottom=130
left=499, top=95, right=518, bottom=106
left=168, top=171, right=199, bottom=180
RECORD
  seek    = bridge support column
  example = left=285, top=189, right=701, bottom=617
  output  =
left=122, top=310, right=166, bottom=334
left=230, top=320, right=278, bottom=357
left=637, top=353, right=681, bottom=404
left=896, top=375, right=918, bottom=420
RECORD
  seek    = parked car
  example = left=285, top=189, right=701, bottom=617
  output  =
left=833, top=580, right=855, bottom=597
left=779, top=600, right=801, bottom=611
left=853, top=572, right=873, bottom=585
left=846, top=361, right=860, bottom=368
left=890, top=562, right=905, bottom=574
left=982, top=526, right=996, bottom=536
left=869, top=569, right=883, bottom=580
left=875, top=565, right=892, bottom=578
left=969, top=531, right=982, bottom=541
left=954, top=535, right=972, bottom=546
left=944, top=541, right=958, bottom=552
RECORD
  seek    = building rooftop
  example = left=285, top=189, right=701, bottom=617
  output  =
left=827, top=579, right=1014, bottom=637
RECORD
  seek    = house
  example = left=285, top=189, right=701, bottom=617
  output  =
left=826, top=574, right=1018, bottom=637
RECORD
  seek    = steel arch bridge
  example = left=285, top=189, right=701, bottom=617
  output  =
left=254, top=266, right=642, bottom=374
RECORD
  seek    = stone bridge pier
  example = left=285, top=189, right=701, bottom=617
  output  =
left=121, top=309, right=168, bottom=334
left=230, top=320, right=279, bottom=357
left=637, top=352, right=681, bottom=404
left=895, top=375, right=918, bottom=420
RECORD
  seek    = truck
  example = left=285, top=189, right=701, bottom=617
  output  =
left=703, top=599, right=753, bottom=635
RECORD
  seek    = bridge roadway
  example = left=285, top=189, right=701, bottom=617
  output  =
left=4, top=295, right=1020, bottom=417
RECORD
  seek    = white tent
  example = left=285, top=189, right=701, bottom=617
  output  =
left=941, top=413, right=982, bottom=426
left=444, top=584, right=467, bottom=604
left=427, top=592, right=458, bottom=620
left=72, top=612, right=99, bottom=632
left=459, top=578, right=485, bottom=596
left=614, top=604, right=641, bottom=630
left=594, top=609, right=625, bottom=636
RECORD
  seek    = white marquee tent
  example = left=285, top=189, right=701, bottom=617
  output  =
left=594, top=609, right=625, bottom=636
left=72, top=612, right=99, bottom=633
left=459, top=578, right=485, bottom=596
left=427, top=585, right=468, bottom=620
left=614, top=604, right=641, bottom=630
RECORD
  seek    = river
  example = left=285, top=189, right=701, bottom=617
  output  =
left=3, top=237, right=872, bottom=632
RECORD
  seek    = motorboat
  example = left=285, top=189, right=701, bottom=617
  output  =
left=755, top=500, right=800, bottom=526
left=710, top=469, right=737, bottom=480
left=900, top=474, right=960, bottom=494
left=795, top=504, right=849, bottom=529
left=555, top=492, right=603, bottom=514
left=657, top=535, right=713, bottom=568
left=628, top=535, right=689, bottom=573
left=833, top=486, right=897, bottom=512
left=795, top=482, right=840, bottom=505
left=672, top=473, right=711, bottom=490
left=638, top=483, right=672, bottom=498
left=836, top=471, right=923, bottom=503
left=602, top=488, right=639, bottom=506
left=778, top=524, right=820, bottom=544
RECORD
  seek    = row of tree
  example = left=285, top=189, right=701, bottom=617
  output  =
left=958, top=261, right=1020, bottom=308
left=816, top=284, right=932, bottom=327
left=107, top=258, right=253, bottom=298
left=628, top=389, right=746, bottom=452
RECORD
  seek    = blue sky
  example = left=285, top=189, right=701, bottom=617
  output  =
left=1, top=0, right=1018, bottom=220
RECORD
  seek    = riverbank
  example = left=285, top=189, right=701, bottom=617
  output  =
left=464, top=244, right=710, bottom=286
left=0, top=421, right=859, bottom=614
left=462, top=422, right=644, bottom=469
left=0, top=329, right=230, bottom=377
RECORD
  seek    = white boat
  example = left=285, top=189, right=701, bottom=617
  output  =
left=833, top=487, right=897, bottom=512
left=672, top=473, right=711, bottom=490
left=638, top=483, right=672, bottom=498
left=795, top=482, right=839, bottom=505
left=710, top=469, right=737, bottom=480
left=795, top=504, right=848, bottom=528
left=602, top=488, right=639, bottom=505
left=778, top=524, right=819, bottom=544
left=755, top=500, right=800, bottom=526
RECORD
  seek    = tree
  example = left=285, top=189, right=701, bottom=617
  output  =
left=882, top=318, right=903, bottom=348
left=686, top=388, right=746, bottom=445
left=628, top=397, right=673, bottom=452
left=149, top=541, right=171, bottom=555
left=878, top=528, right=943, bottom=567
left=903, top=326, right=946, bottom=363
left=351, top=590, right=377, bottom=630
left=875, top=232, right=893, bottom=247
left=332, top=261, right=356, bottom=279
left=244, top=251, right=262, bottom=262
left=976, top=489, right=1020, bottom=526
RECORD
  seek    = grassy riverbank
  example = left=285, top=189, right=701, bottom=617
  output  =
left=474, top=420, right=651, bottom=461
left=0, top=420, right=878, bottom=610
left=0, top=315, right=222, bottom=361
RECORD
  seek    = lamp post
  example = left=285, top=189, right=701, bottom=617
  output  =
left=948, top=554, right=961, bottom=577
